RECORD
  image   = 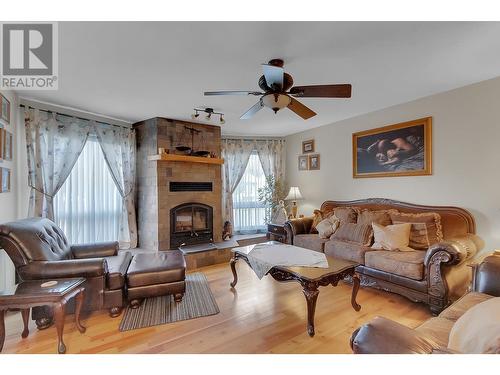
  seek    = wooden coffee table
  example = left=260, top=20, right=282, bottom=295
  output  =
left=0, top=278, right=86, bottom=354
left=229, top=242, right=361, bottom=337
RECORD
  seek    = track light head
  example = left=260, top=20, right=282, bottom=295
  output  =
left=220, top=115, right=225, bottom=124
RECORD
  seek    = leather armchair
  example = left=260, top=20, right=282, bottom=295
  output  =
left=0, top=217, right=132, bottom=329
left=350, top=253, right=500, bottom=354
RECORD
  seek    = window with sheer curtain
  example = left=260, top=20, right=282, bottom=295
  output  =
left=232, top=152, right=267, bottom=234
left=53, top=137, right=123, bottom=244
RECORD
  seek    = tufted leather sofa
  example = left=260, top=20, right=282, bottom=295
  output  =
left=0, top=217, right=132, bottom=329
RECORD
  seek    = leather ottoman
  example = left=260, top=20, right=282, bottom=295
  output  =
left=126, top=251, right=186, bottom=308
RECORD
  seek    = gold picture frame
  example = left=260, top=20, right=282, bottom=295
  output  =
left=302, top=139, right=315, bottom=154
left=309, top=154, right=320, bottom=170
left=352, top=117, right=432, bottom=178
left=298, top=155, right=309, bottom=171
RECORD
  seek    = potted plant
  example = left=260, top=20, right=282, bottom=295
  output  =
left=258, top=175, right=288, bottom=225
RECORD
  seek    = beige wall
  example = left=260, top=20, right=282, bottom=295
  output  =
left=0, top=90, right=20, bottom=291
left=286, top=76, right=500, bottom=254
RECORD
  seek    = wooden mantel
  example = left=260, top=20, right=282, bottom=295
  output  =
left=148, top=154, right=224, bottom=165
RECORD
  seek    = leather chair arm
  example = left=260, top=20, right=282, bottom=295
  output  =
left=350, top=317, right=441, bottom=354
left=71, top=241, right=119, bottom=259
left=424, top=234, right=479, bottom=268
left=471, top=253, right=500, bottom=296
left=17, top=258, right=108, bottom=280
left=284, top=217, right=314, bottom=236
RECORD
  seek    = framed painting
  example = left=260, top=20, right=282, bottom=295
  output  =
left=0, top=128, right=3, bottom=160
left=302, top=139, right=315, bottom=154
left=298, top=155, right=309, bottom=171
left=0, top=94, right=10, bottom=124
left=352, top=117, right=432, bottom=178
left=309, top=154, right=320, bottom=170
left=0, top=167, right=11, bottom=193
left=2, top=129, right=12, bottom=161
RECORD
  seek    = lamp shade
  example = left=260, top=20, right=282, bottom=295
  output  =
left=285, top=186, right=303, bottom=201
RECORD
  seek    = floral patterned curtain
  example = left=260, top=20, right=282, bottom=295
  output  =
left=25, top=108, right=90, bottom=220
left=255, top=139, right=286, bottom=181
left=94, top=123, right=138, bottom=249
left=221, top=139, right=255, bottom=224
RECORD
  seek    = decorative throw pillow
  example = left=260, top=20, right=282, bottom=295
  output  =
left=371, top=223, right=413, bottom=251
left=331, top=223, right=373, bottom=246
left=357, top=209, right=395, bottom=227
left=310, top=209, right=334, bottom=234
left=315, top=216, right=340, bottom=239
left=389, top=211, right=444, bottom=250
left=448, top=297, right=500, bottom=353
left=333, top=207, right=358, bottom=225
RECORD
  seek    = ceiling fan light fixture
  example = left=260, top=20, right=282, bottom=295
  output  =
left=261, top=93, right=291, bottom=113
left=219, top=115, right=225, bottom=124
left=191, top=110, right=200, bottom=119
left=205, top=113, right=211, bottom=120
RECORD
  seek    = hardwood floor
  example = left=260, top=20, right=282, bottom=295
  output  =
left=2, top=261, right=431, bottom=354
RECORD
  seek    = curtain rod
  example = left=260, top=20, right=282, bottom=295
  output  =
left=221, top=136, right=285, bottom=142
left=20, top=104, right=133, bottom=130
left=19, top=99, right=132, bottom=129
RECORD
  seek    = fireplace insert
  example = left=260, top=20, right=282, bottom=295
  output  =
left=170, top=202, right=213, bottom=249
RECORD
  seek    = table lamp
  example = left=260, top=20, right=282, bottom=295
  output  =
left=285, top=186, right=304, bottom=219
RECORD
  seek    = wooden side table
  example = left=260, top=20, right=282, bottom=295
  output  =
left=0, top=278, right=86, bottom=354
left=266, top=223, right=287, bottom=243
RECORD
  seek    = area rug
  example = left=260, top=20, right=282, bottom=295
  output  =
left=119, top=272, right=220, bottom=331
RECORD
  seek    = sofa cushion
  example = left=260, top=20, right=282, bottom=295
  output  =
left=372, top=223, right=413, bottom=251
left=310, top=209, right=334, bottom=234
left=333, top=207, right=358, bottom=224
left=448, top=297, right=500, bottom=353
left=316, top=216, right=340, bottom=239
left=293, top=234, right=329, bottom=252
left=357, top=209, right=394, bottom=226
left=415, top=317, right=455, bottom=347
left=439, top=292, right=493, bottom=322
left=390, top=211, right=443, bottom=250
left=365, top=250, right=425, bottom=280
left=105, top=252, right=133, bottom=290
left=331, top=223, right=373, bottom=246
left=324, top=239, right=374, bottom=264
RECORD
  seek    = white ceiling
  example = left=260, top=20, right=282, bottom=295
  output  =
left=19, top=22, right=500, bottom=136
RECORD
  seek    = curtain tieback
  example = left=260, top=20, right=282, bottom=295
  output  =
left=29, top=185, right=55, bottom=198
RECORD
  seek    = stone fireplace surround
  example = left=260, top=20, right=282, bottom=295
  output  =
left=134, top=117, right=223, bottom=251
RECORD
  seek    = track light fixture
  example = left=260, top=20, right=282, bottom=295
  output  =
left=192, top=107, right=225, bottom=124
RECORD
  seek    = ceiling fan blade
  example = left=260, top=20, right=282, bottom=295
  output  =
left=289, top=84, right=352, bottom=98
left=204, top=91, right=262, bottom=96
left=240, top=101, right=264, bottom=120
left=287, top=97, right=317, bottom=120
left=262, top=64, right=284, bottom=90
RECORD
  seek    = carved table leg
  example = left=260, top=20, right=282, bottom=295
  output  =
left=351, top=274, right=361, bottom=312
left=53, top=302, right=67, bottom=354
left=75, top=289, right=86, bottom=334
left=230, top=256, right=238, bottom=288
left=0, top=310, right=5, bottom=352
left=302, top=286, right=319, bottom=337
left=21, top=309, right=30, bottom=338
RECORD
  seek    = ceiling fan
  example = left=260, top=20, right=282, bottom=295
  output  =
left=204, top=59, right=352, bottom=120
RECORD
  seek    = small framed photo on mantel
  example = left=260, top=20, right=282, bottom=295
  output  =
left=302, top=139, right=315, bottom=154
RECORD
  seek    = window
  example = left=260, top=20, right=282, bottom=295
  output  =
left=232, top=152, right=267, bottom=233
left=53, top=137, right=123, bottom=244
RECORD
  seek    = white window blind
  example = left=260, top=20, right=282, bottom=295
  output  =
left=232, top=152, right=267, bottom=233
left=53, top=137, right=123, bottom=244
